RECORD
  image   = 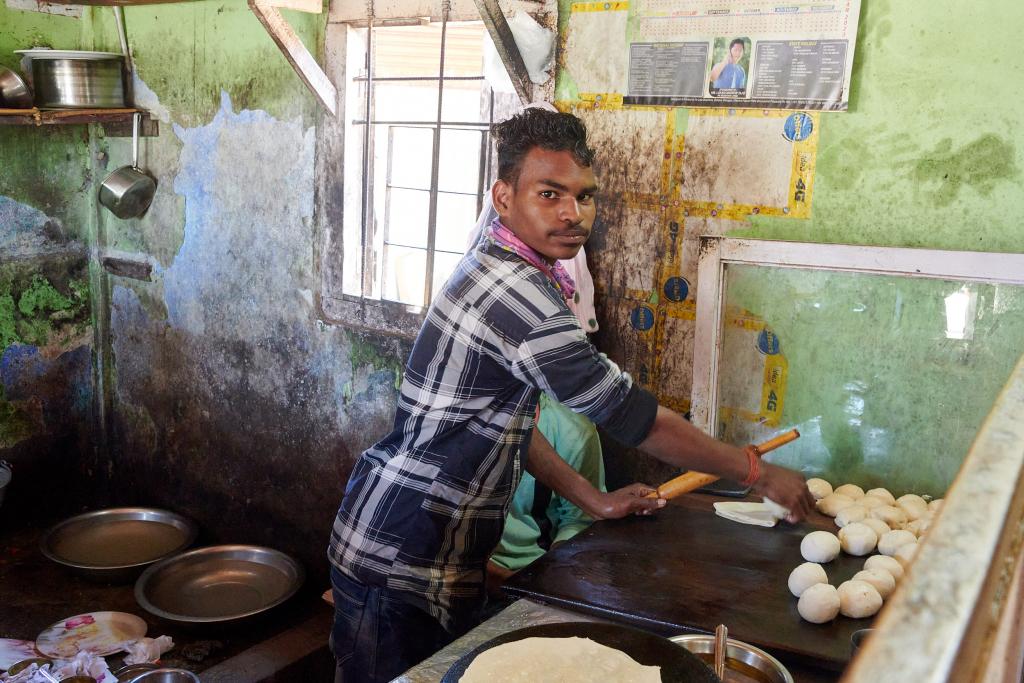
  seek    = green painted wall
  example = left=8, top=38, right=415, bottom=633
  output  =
left=555, top=0, right=1024, bottom=495
left=742, top=0, right=1024, bottom=252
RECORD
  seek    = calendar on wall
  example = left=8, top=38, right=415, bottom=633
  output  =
left=622, top=0, right=862, bottom=111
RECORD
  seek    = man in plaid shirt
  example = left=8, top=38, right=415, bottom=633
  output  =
left=328, top=108, right=813, bottom=683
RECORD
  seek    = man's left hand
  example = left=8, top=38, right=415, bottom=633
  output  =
left=590, top=483, right=666, bottom=519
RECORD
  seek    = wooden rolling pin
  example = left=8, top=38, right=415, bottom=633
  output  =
left=645, top=428, right=801, bottom=500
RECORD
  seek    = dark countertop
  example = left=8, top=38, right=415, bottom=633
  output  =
left=505, top=492, right=865, bottom=682
left=0, top=514, right=332, bottom=678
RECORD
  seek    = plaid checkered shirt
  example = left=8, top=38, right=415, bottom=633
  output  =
left=327, top=237, right=657, bottom=631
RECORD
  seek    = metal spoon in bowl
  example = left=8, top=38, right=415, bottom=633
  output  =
left=714, top=624, right=728, bottom=679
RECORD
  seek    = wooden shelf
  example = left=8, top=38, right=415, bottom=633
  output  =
left=0, top=107, right=141, bottom=126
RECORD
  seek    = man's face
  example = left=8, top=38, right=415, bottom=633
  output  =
left=492, top=147, right=598, bottom=263
left=730, top=42, right=744, bottom=62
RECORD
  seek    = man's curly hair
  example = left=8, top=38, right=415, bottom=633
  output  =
left=491, top=108, right=596, bottom=187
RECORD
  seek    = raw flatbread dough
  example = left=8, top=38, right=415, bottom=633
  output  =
left=459, top=636, right=662, bottom=682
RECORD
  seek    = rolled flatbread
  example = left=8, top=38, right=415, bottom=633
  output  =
left=459, top=636, right=662, bottom=682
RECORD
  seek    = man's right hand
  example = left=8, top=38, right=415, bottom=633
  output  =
left=589, top=483, right=666, bottom=520
left=751, top=462, right=814, bottom=522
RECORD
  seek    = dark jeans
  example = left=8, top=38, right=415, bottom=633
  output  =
left=330, top=567, right=456, bottom=683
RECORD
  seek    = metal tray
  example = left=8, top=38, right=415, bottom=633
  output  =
left=134, top=545, right=304, bottom=625
left=441, top=622, right=720, bottom=682
left=41, top=508, right=197, bottom=582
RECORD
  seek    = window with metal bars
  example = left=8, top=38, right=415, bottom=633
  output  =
left=339, top=16, right=498, bottom=308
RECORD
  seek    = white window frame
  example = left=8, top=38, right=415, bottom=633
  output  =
left=315, top=4, right=502, bottom=339
left=691, top=235, right=1024, bottom=436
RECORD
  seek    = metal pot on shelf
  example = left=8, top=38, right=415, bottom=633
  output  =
left=15, top=48, right=126, bottom=109
left=99, top=112, right=156, bottom=219
left=0, top=67, right=33, bottom=108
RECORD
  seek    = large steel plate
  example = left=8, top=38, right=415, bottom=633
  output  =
left=134, top=545, right=303, bottom=625
left=41, top=508, right=198, bottom=582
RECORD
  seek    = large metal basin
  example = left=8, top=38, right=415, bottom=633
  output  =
left=16, top=49, right=125, bottom=109
left=41, top=507, right=198, bottom=582
left=134, top=545, right=304, bottom=626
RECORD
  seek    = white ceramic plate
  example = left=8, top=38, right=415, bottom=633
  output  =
left=0, top=639, right=40, bottom=671
left=35, top=611, right=146, bottom=659
left=15, top=49, right=123, bottom=61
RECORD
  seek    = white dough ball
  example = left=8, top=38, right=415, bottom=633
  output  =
left=905, top=517, right=933, bottom=538
left=861, top=518, right=891, bottom=540
left=858, top=496, right=887, bottom=510
left=788, top=562, right=829, bottom=598
left=838, top=522, right=878, bottom=556
left=817, top=494, right=856, bottom=517
left=865, top=554, right=905, bottom=581
left=835, top=505, right=868, bottom=528
left=894, top=542, right=919, bottom=569
left=897, top=494, right=928, bottom=521
left=834, top=484, right=865, bottom=499
left=801, top=531, right=841, bottom=563
left=878, top=529, right=917, bottom=556
left=853, top=569, right=896, bottom=599
left=798, top=583, right=841, bottom=624
left=806, top=478, right=833, bottom=500
left=838, top=580, right=883, bottom=618
left=871, top=505, right=909, bottom=528
left=865, top=488, right=896, bottom=505
left=928, top=498, right=944, bottom=512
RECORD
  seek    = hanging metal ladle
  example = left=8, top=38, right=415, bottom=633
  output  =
left=98, top=111, right=156, bottom=219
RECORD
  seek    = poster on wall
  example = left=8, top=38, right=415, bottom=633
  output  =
left=623, top=0, right=861, bottom=111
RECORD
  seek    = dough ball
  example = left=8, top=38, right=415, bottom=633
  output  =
left=838, top=522, right=878, bottom=556
left=798, top=583, right=841, bottom=624
left=806, top=478, right=833, bottom=500
left=894, top=542, right=919, bottom=569
left=905, top=516, right=933, bottom=538
left=853, top=569, right=896, bottom=599
left=817, top=494, right=856, bottom=517
left=928, top=498, right=944, bottom=512
left=838, top=580, right=883, bottom=618
left=858, top=496, right=887, bottom=510
left=861, top=518, right=891, bottom=540
left=801, top=531, right=841, bottom=563
left=870, top=505, right=909, bottom=528
left=878, top=529, right=917, bottom=556
left=865, top=554, right=905, bottom=581
left=834, top=484, right=865, bottom=499
left=788, top=562, right=829, bottom=598
left=897, top=494, right=928, bottom=521
left=835, top=505, right=868, bottom=528
left=865, top=488, right=896, bottom=505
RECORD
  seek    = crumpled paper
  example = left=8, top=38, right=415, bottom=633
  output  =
left=1, top=663, right=58, bottom=683
left=122, top=636, right=174, bottom=665
left=52, top=651, right=115, bottom=682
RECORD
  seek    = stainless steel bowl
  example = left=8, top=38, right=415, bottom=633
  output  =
left=670, top=634, right=794, bottom=683
left=112, top=662, right=159, bottom=681
left=134, top=545, right=304, bottom=625
left=0, top=68, right=32, bottom=109
left=16, top=49, right=125, bottom=109
left=124, top=669, right=200, bottom=683
left=40, top=508, right=198, bottom=583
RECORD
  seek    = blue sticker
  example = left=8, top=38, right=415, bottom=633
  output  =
left=783, top=113, right=813, bottom=142
left=630, top=305, right=655, bottom=331
left=757, top=328, right=780, bottom=355
left=663, top=276, right=690, bottom=302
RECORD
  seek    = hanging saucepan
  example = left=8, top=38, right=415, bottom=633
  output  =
left=99, top=112, right=156, bottom=219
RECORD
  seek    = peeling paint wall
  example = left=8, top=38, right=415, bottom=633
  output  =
left=1, top=1, right=410, bottom=585
left=558, top=0, right=1024, bottom=492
